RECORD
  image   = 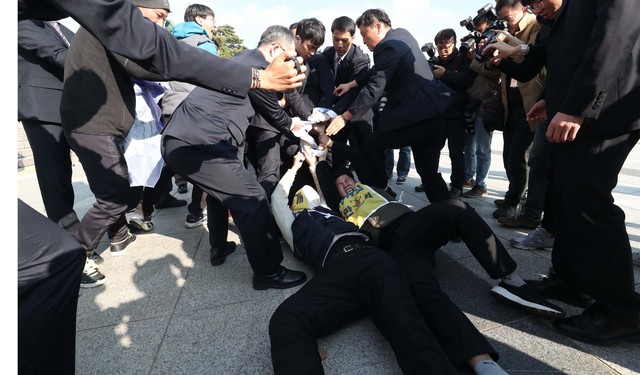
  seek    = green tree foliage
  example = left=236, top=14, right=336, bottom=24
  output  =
left=213, top=25, right=247, bottom=58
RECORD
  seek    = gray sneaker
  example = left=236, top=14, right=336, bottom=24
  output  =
left=81, top=258, right=106, bottom=288
left=510, top=227, right=554, bottom=250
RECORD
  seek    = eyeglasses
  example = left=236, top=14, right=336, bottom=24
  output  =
left=436, top=43, right=455, bottom=51
left=526, top=0, right=544, bottom=12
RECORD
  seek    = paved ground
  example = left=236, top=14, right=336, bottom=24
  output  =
left=17, top=136, right=640, bottom=375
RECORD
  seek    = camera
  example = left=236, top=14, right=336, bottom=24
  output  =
left=421, top=42, right=437, bottom=69
left=459, top=3, right=509, bottom=62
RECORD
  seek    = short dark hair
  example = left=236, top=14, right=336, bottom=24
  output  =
left=289, top=22, right=298, bottom=31
left=356, top=9, right=392, bottom=28
left=434, top=28, right=457, bottom=44
left=331, top=16, right=356, bottom=36
left=332, top=168, right=354, bottom=183
left=295, top=18, right=325, bottom=46
left=183, top=4, right=214, bottom=22
left=496, top=0, right=522, bottom=12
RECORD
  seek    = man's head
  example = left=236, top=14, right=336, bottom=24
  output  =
left=132, top=0, right=170, bottom=26
left=522, top=0, right=563, bottom=20
left=331, top=16, right=356, bottom=58
left=473, top=15, right=490, bottom=33
left=334, top=171, right=356, bottom=198
left=434, top=28, right=457, bottom=61
left=289, top=22, right=298, bottom=36
left=184, top=4, right=216, bottom=39
left=496, top=0, right=527, bottom=34
left=294, top=18, right=325, bottom=61
left=257, top=25, right=296, bottom=63
left=356, top=9, right=392, bottom=52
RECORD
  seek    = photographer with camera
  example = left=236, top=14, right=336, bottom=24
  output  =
left=429, top=28, right=477, bottom=198
left=479, top=0, right=542, bottom=220
left=460, top=15, right=502, bottom=198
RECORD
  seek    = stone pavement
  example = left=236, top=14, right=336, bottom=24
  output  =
left=17, top=136, right=640, bottom=375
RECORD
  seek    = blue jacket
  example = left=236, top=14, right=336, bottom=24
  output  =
left=172, top=21, right=218, bottom=56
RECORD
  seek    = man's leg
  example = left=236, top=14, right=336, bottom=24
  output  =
left=18, top=199, right=86, bottom=375
left=552, top=130, right=640, bottom=335
left=22, top=121, right=78, bottom=229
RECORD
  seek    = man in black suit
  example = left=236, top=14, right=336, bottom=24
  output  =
left=162, top=25, right=307, bottom=291
left=321, top=16, right=376, bottom=171
left=18, top=0, right=306, bottom=94
left=326, top=8, right=455, bottom=203
left=507, top=0, right=640, bottom=344
left=18, top=19, right=77, bottom=231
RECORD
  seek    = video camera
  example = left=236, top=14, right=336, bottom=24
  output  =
left=459, top=3, right=508, bottom=62
left=421, top=42, right=437, bottom=70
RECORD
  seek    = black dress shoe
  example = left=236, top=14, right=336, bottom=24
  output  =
left=252, top=266, right=307, bottom=290
left=526, top=273, right=594, bottom=308
left=554, top=306, right=640, bottom=345
left=210, top=242, right=236, bottom=266
left=155, top=195, right=187, bottom=209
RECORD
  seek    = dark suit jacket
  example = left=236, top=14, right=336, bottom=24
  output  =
left=347, top=28, right=454, bottom=132
left=544, top=0, right=640, bottom=137
left=322, top=45, right=373, bottom=120
left=284, top=54, right=334, bottom=118
left=234, top=49, right=293, bottom=135
left=18, top=19, right=74, bottom=123
left=18, top=0, right=250, bottom=97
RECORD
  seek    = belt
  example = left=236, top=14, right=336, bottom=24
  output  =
left=324, top=241, right=369, bottom=264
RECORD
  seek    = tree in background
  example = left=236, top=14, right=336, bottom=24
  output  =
left=213, top=25, right=247, bottom=58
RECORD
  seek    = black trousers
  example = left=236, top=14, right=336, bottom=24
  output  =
left=368, top=116, right=450, bottom=203
left=246, top=126, right=284, bottom=199
left=162, top=136, right=283, bottom=276
left=65, top=132, right=138, bottom=249
left=442, top=116, right=467, bottom=190
left=502, top=106, right=535, bottom=206
left=551, top=130, right=640, bottom=326
left=22, top=120, right=79, bottom=230
left=269, top=243, right=458, bottom=375
left=18, top=199, right=86, bottom=375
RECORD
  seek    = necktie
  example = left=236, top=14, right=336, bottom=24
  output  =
left=334, top=55, right=341, bottom=79
left=48, top=21, right=71, bottom=47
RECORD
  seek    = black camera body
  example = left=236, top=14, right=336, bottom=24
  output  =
left=421, top=42, right=438, bottom=70
left=459, top=3, right=509, bottom=62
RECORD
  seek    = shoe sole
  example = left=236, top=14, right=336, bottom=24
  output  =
left=510, top=239, right=552, bottom=251
left=185, top=220, right=206, bottom=229
left=490, top=285, right=565, bottom=319
left=110, top=234, right=136, bottom=257
left=80, top=278, right=106, bottom=288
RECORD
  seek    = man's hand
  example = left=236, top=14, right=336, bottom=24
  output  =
left=432, top=64, right=445, bottom=79
left=291, top=152, right=305, bottom=172
left=546, top=112, right=584, bottom=143
left=526, top=99, right=547, bottom=123
left=318, top=134, right=334, bottom=149
left=260, top=52, right=306, bottom=91
left=326, top=115, right=347, bottom=136
left=290, top=117, right=305, bottom=133
left=333, top=80, right=357, bottom=97
left=482, top=40, right=517, bottom=63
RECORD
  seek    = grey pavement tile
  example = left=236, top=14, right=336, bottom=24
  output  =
left=338, top=360, right=403, bottom=375
left=484, top=319, right=622, bottom=374
left=151, top=299, right=279, bottom=375
left=76, top=316, right=170, bottom=375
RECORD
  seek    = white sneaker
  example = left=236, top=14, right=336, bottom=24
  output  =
left=510, top=227, right=554, bottom=250
left=81, top=258, right=106, bottom=288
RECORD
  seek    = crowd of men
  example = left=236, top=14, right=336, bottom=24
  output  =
left=17, top=0, right=640, bottom=373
